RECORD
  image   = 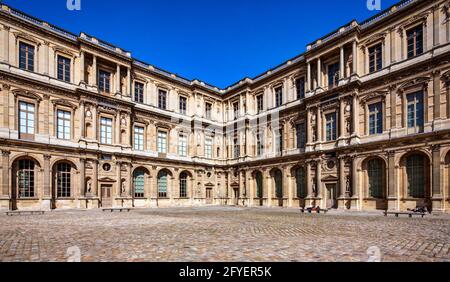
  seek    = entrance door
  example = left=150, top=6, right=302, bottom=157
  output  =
left=101, top=185, right=112, bottom=208
left=233, top=188, right=239, bottom=206
left=326, top=184, right=338, bottom=209
left=206, top=188, right=213, bottom=204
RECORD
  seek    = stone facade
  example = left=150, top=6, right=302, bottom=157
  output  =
left=0, top=0, right=449, bottom=212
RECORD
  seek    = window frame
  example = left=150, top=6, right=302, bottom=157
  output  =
left=99, top=115, right=113, bottom=145
left=18, top=99, right=37, bottom=140
left=406, top=24, right=424, bottom=59
left=295, top=77, right=306, bottom=100
left=157, top=130, right=168, bottom=154
left=256, top=94, right=264, bottom=113
left=98, top=69, right=111, bottom=93
left=275, top=86, right=283, bottom=108
left=179, top=95, right=188, bottom=115
left=325, top=111, right=338, bottom=142
left=18, top=40, right=36, bottom=72
left=134, top=81, right=145, bottom=104
left=56, top=162, right=72, bottom=198
left=368, top=101, right=383, bottom=136
left=133, top=125, right=145, bottom=151
left=158, top=89, right=168, bottom=110
left=56, top=108, right=72, bottom=140
left=368, top=43, right=383, bottom=74
left=178, top=133, right=188, bottom=157
left=56, top=54, right=72, bottom=83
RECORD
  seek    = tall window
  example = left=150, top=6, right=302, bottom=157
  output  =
left=57, top=55, right=71, bottom=82
left=157, top=131, right=167, bottom=153
left=256, top=95, right=264, bottom=113
left=368, top=159, right=384, bottom=199
left=158, top=90, right=167, bottom=110
left=19, top=42, right=34, bottom=71
left=205, top=137, right=213, bottom=159
left=296, top=167, right=307, bottom=199
left=296, top=77, right=305, bottom=99
left=256, top=133, right=264, bottom=156
left=274, top=170, right=283, bottom=198
left=57, top=110, right=71, bottom=140
left=100, top=117, right=113, bottom=145
left=233, top=137, right=240, bottom=158
left=133, top=170, right=145, bottom=198
left=368, top=44, right=382, bottom=73
left=19, top=101, right=35, bottom=139
left=275, top=128, right=283, bottom=153
left=255, top=171, right=263, bottom=198
left=178, top=134, right=187, bottom=157
left=233, top=102, right=239, bottom=120
left=368, top=102, right=383, bottom=135
left=326, top=112, right=337, bottom=141
left=205, top=102, right=212, bottom=119
left=407, top=25, right=423, bottom=59
left=296, top=123, right=306, bottom=149
left=328, top=62, right=340, bottom=88
left=134, top=82, right=144, bottom=103
left=56, top=163, right=71, bottom=198
left=179, top=96, right=187, bottom=115
left=157, top=171, right=168, bottom=198
left=134, top=126, right=144, bottom=151
left=406, top=154, right=425, bottom=198
left=275, top=87, right=283, bottom=107
left=98, top=70, right=111, bottom=93
left=179, top=172, right=188, bottom=198
left=17, top=159, right=35, bottom=198
left=407, top=91, right=424, bottom=133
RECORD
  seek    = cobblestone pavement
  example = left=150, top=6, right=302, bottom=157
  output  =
left=0, top=207, right=449, bottom=262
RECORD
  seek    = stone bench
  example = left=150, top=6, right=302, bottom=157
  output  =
left=383, top=211, right=426, bottom=218
left=300, top=208, right=329, bottom=214
left=5, top=210, right=45, bottom=216
left=102, top=208, right=131, bottom=213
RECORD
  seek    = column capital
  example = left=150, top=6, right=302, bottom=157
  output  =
left=43, top=154, right=52, bottom=161
left=1, top=150, right=10, bottom=157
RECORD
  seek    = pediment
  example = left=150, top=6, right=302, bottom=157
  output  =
left=98, top=177, right=116, bottom=183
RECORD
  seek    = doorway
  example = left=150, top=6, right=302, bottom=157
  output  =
left=101, top=184, right=112, bottom=208
left=326, top=184, right=338, bottom=209
left=206, top=188, right=213, bottom=204
left=233, top=188, right=239, bottom=206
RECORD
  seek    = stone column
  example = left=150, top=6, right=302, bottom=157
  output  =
left=79, top=51, right=85, bottom=84
left=339, top=98, right=345, bottom=139
left=92, top=55, right=97, bottom=86
left=126, top=67, right=131, bottom=96
left=79, top=158, right=86, bottom=197
left=42, top=42, right=49, bottom=75
left=116, top=161, right=122, bottom=197
left=306, top=161, right=312, bottom=198
left=390, top=86, right=397, bottom=129
left=2, top=26, right=9, bottom=63
left=317, top=58, right=322, bottom=89
left=387, top=151, right=396, bottom=198
left=339, top=156, right=346, bottom=198
left=352, top=93, right=359, bottom=137
left=265, top=169, right=272, bottom=207
left=92, top=160, right=98, bottom=197
left=285, top=166, right=293, bottom=207
left=352, top=156, right=358, bottom=199
left=433, top=70, right=441, bottom=120
left=306, top=108, right=312, bottom=144
left=316, top=159, right=322, bottom=198
left=316, top=107, right=322, bottom=143
left=79, top=102, right=85, bottom=139
left=433, top=5, right=440, bottom=47
left=307, top=62, right=311, bottom=92
left=339, top=46, right=345, bottom=79
left=352, top=40, right=358, bottom=75
left=432, top=145, right=442, bottom=198
left=115, top=112, right=121, bottom=145
left=43, top=155, right=51, bottom=199
left=116, top=64, right=121, bottom=95
left=1, top=150, right=10, bottom=197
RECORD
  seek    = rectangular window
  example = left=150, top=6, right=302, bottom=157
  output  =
left=57, top=55, right=71, bottom=82
left=157, top=131, right=167, bottom=153
left=19, top=101, right=35, bottom=139
left=296, top=77, right=305, bottom=99
left=19, top=42, right=34, bottom=71
left=158, top=90, right=167, bottom=110
left=328, top=63, right=340, bottom=88
left=275, top=87, right=283, bottom=107
left=233, top=102, right=239, bottom=120
left=296, top=123, right=306, bottom=149
left=407, top=25, right=423, bottom=59
left=98, top=70, right=111, bottom=93
left=178, top=134, right=187, bottom=157
left=256, top=95, right=264, bottom=113
left=368, top=103, right=383, bottom=135
left=368, top=44, right=383, bottom=73
left=179, top=96, right=187, bottom=115
left=256, top=133, right=264, bottom=156
left=134, top=82, right=144, bottom=103
left=407, top=92, right=424, bottom=133
left=275, top=128, right=283, bottom=153
left=100, top=117, right=113, bottom=145
left=205, top=137, right=213, bottom=159
left=134, top=126, right=144, bottom=151
left=326, top=112, right=337, bottom=141
left=57, top=110, right=71, bottom=140
left=205, top=102, right=212, bottom=119
left=233, top=137, right=240, bottom=158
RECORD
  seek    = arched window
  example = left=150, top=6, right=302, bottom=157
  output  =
left=133, top=170, right=145, bottom=198
left=56, top=162, right=71, bottom=198
left=296, top=167, right=307, bottom=199
left=368, top=159, right=384, bottom=198
left=407, top=154, right=426, bottom=198
left=255, top=172, right=263, bottom=198
left=274, top=170, right=283, bottom=198
left=18, top=159, right=35, bottom=198
left=158, top=171, right=168, bottom=198
left=179, top=172, right=188, bottom=198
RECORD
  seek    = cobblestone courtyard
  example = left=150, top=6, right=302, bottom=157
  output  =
left=0, top=207, right=449, bottom=262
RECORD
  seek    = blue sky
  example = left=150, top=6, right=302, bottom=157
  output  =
left=3, top=0, right=399, bottom=88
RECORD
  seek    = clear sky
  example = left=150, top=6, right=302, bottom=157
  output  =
left=2, top=0, right=400, bottom=88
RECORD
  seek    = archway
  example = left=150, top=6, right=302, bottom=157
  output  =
left=11, top=157, right=41, bottom=211
left=270, top=168, right=283, bottom=207
left=362, top=157, right=387, bottom=210
left=252, top=171, right=264, bottom=206
left=400, top=151, right=431, bottom=210
left=51, top=160, right=77, bottom=210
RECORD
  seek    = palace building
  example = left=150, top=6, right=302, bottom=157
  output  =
left=0, top=0, right=449, bottom=213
